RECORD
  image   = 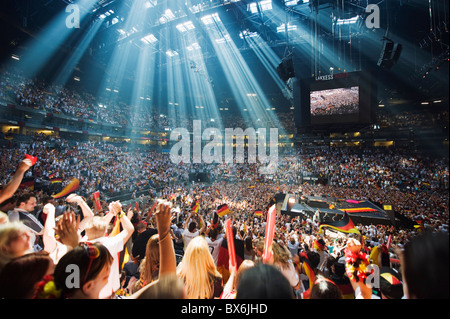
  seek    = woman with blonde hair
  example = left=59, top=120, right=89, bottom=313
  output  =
left=0, top=222, right=33, bottom=273
left=269, top=241, right=301, bottom=292
left=177, top=236, right=223, bottom=299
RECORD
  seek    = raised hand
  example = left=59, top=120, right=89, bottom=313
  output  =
left=55, top=211, right=80, bottom=249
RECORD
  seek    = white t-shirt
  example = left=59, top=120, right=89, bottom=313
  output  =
left=89, top=234, right=124, bottom=299
left=205, top=236, right=224, bottom=265
left=183, top=229, right=199, bottom=251
left=287, top=241, right=300, bottom=257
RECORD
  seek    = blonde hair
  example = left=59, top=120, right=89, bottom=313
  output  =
left=177, top=236, right=222, bottom=299
left=137, top=234, right=160, bottom=290
left=0, top=222, right=28, bottom=252
left=0, top=222, right=30, bottom=272
left=272, top=241, right=293, bottom=270
left=84, top=216, right=107, bottom=239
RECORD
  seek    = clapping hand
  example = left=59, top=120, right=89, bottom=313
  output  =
left=55, top=211, right=80, bottom=249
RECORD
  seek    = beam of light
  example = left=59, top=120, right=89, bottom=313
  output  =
left=201, top=13, right=286, bottom=134
left=244, top=34, right=293, bottom=100
left=166, top=49, right=188, bottom=134
left=12, top=0, right=98, bottom=79
left=265, top=3, right=357, bottom=75
left=172, top=23, right=223, bottom=133
left=129, top=44, right=157, bottom=131
left=52, top=18, right=104, bottom=86
left=96, top=0, right=149, bottom=101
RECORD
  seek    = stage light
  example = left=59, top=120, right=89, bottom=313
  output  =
left=248, top=3, right=258, bottom=13
left=186, top=43, right=201, bottom=51
left=166, top=49, right=179, bottom=57
left=144, top=0, right=157, bottom=8
left=260, top=0, right=273, bottom=11
left=160, top=9, right=176, bottom=24
left=201, top=13, right=220, bottom=25
left=285, top=0, right=298, bottom=5
left=11, top=54, right=20, bottom=61
left=277, top=23, right=297, bottom=33
left=336, top=16, right=359, bottom=25
left=239, top=30, right=258, bottom=39
left=248, top=1, right=272, bottom=13
left=141, top=33, right=158, bottom=44
left=176, top=21, right=195, bottom=33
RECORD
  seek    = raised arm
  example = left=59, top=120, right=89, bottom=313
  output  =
left=111, top=201, right=135, bottom=246
left=42, top=203, right=57, bottom=254
left=154, top=200, right=177, bottom=276
left=66, top=194, right=94, bottom=231
left=0, top=159, right=33, bottom=204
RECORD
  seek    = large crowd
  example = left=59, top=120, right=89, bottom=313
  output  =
left=0, top=65, right=449, bottom=301
left=0, top=67, right=295, bottom=133
left=3, top=66, right=448, bottom=134
left=0, top=129, right=448, bottom=300
left=310, top=87, right=359, bottom=116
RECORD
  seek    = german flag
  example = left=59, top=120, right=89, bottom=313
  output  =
left=299, top=252, right=316, bottom=299
left=414, top=220, right=424, bottom=232
left=48, top=172, right=57, bottom=179
left=339, top=207, right=378, bottom=213
left=52, top=178, right=80, bottom=199
left=254, top=210, right=263, bottom=217
left=19, top=177, right=35, bottom=190
left=318, top=212, right=360, bottom=234
left=215, top=189, right=221, bottom=197
left=216, top=233, right=245, bottom=284
left=191, top=200, right=199, bottom=214
left=217, top=204, right=230, bottom=217
left=313, top=239, right=326, bottom=251
left=50, top=178, right=63, bottom=184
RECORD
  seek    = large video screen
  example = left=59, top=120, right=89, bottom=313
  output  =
left=298, top=71, right=376, bottom=126
left=310, top=86, right=359, bottom=117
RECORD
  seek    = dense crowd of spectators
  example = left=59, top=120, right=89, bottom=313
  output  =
left=310, top=87, right=359, bottom=116
left=2, top=67, right=447, bottom=134
left=0, top=67, right=448, bottom=302
left=0, top=140, right=448, bottom=300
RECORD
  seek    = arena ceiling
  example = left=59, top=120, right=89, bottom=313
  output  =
left=0, top=0, right=448, bottom=112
